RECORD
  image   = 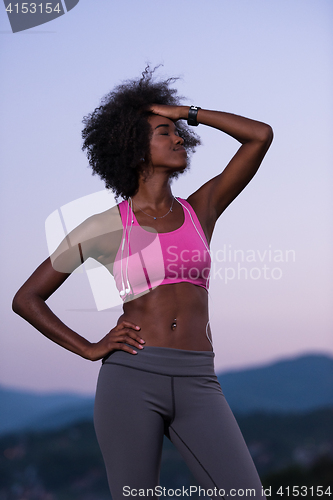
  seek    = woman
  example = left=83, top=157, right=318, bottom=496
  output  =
left=13, top=68, right=273, bottom=499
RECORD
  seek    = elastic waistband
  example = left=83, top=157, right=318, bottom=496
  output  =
left=102, top=346, right=215, bottom=377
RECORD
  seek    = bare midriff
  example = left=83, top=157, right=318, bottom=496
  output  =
left=117, top=282, right=212, bottom=351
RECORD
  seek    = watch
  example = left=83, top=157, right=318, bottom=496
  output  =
left=187, top=106, right=201, bottom=126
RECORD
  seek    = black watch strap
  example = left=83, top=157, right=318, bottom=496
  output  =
left=187, top=106, right=201, bottom=126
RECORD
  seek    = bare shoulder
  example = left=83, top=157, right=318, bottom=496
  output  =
left=51, top=204, right=123, bottom=273
left=68, top=204, right=122, bottom=245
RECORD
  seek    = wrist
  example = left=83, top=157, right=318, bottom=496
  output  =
left=178, top=106, right=190, bottom=120
left=80, top=340, right=95, bottom=361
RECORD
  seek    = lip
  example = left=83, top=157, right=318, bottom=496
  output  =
left=174, top=146, right=186, bottom=152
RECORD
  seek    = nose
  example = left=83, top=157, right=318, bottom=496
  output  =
left=175, top=134, right=184, bottom=145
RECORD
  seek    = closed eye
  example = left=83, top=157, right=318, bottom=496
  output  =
left=155, top=123, right=180, bottom=138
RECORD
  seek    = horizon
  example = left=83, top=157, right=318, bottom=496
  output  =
left=1, top=350, right=331, bottom=396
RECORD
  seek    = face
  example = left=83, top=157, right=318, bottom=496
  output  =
left=147, top=115, right=187, bottom=172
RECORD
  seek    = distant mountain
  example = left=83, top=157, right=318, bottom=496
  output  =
left=218, top=353, right=333, bottom=413
left=0, top=387, right=93, bottom=436
left=1, top=353, right=332, bottom=435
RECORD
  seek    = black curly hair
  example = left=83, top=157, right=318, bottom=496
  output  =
left=82, top=66, right=201, bottom=199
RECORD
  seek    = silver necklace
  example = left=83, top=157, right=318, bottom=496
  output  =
left=132, top=197, right=175, bottom=220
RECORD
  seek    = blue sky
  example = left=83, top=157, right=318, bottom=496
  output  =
left=1, top=0, right=332, bottom=394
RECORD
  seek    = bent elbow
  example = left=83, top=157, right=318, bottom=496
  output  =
left=261, top=124, right=274, bottom=145
left=12, top=291, right=22, bottom=315
left=12, top=290, right=27, bottom=316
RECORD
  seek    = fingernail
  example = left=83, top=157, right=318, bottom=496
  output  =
left=136, top=326, right=141, bottom=330
left=138, top=345, right=143, bottom=349
left=140, top=339, right=145, bottom=343
left=132, top=350, right=137, bottom=354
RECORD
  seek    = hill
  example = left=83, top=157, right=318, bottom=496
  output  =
left=218, top=353, right=333, bottom=413
left=1, top=353, right=332, bottom=435
left=1, top=408, right=332, bottom=500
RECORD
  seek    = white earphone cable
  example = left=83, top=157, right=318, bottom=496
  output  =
left=119, top=200, right=130, bottom=297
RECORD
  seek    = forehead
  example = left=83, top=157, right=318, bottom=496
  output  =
left=148, top=115, right=177, bottom=131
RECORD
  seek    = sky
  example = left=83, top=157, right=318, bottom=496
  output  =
left=0, top=0, right=332, bottom=395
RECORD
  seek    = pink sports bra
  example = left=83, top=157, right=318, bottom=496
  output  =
left=113, top=198, right=211, bottom=300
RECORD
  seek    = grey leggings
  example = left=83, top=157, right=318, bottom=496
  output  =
left=94, top=347, right=265, bottom=500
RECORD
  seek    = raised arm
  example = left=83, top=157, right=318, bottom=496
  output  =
left=188, top=108, right=273, bottom=228
left=12, top=209, right=144, bottom=361
left=149, top=104, right=273, bottom=242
